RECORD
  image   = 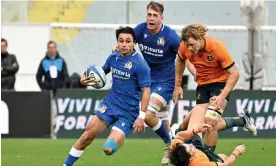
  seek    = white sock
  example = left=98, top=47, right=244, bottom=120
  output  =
left=69, top=147, right=84, bottom=157
left=152, top=119, right=162, bottom=131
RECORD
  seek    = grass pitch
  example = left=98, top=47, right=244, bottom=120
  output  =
left=1, top=139, right=275, bottom=166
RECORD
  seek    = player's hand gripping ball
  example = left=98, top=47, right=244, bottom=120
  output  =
left=85, top=65, right=106, bottom=89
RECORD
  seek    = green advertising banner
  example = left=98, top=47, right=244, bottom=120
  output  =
left=55, top=89, right=276, bottom=138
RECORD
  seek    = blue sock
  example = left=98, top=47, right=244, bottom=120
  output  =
left=64, top=147, right=84, bottom=166
left=152, top=119, right=171, bottom=144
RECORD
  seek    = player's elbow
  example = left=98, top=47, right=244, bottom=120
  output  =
left=232, top=69, right=239, bottom=81
left=228, top=66, right=239, bottom=81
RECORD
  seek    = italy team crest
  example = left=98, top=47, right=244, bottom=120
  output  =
left=157, top=37, right=165, bottom=46
left=98, top=105, right=107, bottom=113
left=124, top=60, right=133, bottom=70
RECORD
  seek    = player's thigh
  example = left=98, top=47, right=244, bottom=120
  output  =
left=209, top=82, right=230, bottom=110
left=82, top=115, right=107, bottom=140
left=149, top=82, right=174, bottom=114
left=196, top=85, right=211, bottom=105
left=187, top=105, right=208, bottom=131
left=90, top=103, right=115, bottom=133
left=180, top=111, right=192, bottom=130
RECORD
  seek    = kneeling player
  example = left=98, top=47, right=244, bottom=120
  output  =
left=169, top=123, right=245, bottom=166
left=63, top=26, right=151, bottom=166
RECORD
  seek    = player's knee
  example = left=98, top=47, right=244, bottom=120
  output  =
left=145, top=111, right=156, bottom=122
left=103, top=138, right=118, bottom=156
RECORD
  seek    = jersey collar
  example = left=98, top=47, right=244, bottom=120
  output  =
left=204, top=37, right=213, bottom=52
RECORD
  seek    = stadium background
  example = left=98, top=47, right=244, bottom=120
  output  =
left=1, top=1, right=276, bottom=166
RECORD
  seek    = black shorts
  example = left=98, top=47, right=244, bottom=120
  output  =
left=196, top=82, right=231, bottom=104
left=185, top=135, right=224, bottom=163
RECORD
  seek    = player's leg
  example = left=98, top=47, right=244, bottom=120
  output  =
left=103, top=129, right=125, bottom=156
left=157, top=106, right=172, bottom=138
left=174, top=85, right=210, bottom=134
left=102, top=115, right=134, bottom=155
left=145, top=97, right=171, bottom=144
left=63, top=115, right=108, bottom=166
left=218, top=110, right=257, bottom=136
left=145, top=82, right=174, bottom=165
left=63, top=103, right=113, bottom=166
left=203, top=83, right=231, bottom=152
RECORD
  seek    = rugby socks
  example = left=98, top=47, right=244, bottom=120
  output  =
left=64, top=147, right=84, bottom=166
left=152, top=119, right=172, bottom=144
left=223, top=117, right=246, bottom=130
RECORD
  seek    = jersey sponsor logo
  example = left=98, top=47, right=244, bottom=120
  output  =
left=157, top=37, right=165, bottom=46
left=138, top=44, right=164, bottom=57
left=111, top=67, right=131, bottom=79
left=124, top=60, right=133, bottom=70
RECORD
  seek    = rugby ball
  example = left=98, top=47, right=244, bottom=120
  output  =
left=85, top=65, right=106, bottom=89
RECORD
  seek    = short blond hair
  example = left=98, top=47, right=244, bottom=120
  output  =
left=181, top=24, right=208, bottom=42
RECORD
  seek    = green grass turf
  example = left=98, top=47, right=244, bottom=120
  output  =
left=1, top=139, right=275, bottom=166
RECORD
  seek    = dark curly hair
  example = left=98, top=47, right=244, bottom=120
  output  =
left=169, top=144, right=192, bottom=166
left=181, top=24, right=208, bottom=42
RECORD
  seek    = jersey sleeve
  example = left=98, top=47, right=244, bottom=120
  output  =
left=178, top=42, right=187, bottom=61
left=134, top=22, right=145, bottom=42
left=102, top=54, right=113, bottom=74
left=136, top=60, right=151, bottom=88
left=170, top=29, right=180, bottom=53
left=215, top=41, right=235, bottom=70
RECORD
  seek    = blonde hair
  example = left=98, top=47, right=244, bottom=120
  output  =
left=181, top=24, right=208, bottom=42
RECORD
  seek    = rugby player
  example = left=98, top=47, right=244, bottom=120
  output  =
left=63, top=26, right=151, bottom=166
left=173, top=24, right=257, bottom=152
left=113, top=1, right=180, bottom=164
left=169, top=100, right=248, bottom=166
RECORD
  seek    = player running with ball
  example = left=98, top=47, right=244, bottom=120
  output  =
left=113, top=2, right=180, bottom=164
left=63, top=26, right=151, bottom=166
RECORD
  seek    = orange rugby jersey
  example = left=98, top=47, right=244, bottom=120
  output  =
left=178, top=37, right=234, bottom=85
left=188, top=149, right=217, bottom=166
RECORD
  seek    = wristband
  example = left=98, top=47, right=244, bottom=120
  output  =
left=138, top=111, right=146, bottom=119
left=231, top=153, right=237, bottom=158
left=233, top=149, right=240, bottom=156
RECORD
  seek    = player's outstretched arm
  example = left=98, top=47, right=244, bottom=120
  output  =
left=217, top=145, right=246, bottom=166
left=170, top=124, right=212, bottom=150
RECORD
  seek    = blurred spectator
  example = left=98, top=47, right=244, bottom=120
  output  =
left=1, top=38, right=19, bottom=90
left=36, top=41, right=70, bottom=95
